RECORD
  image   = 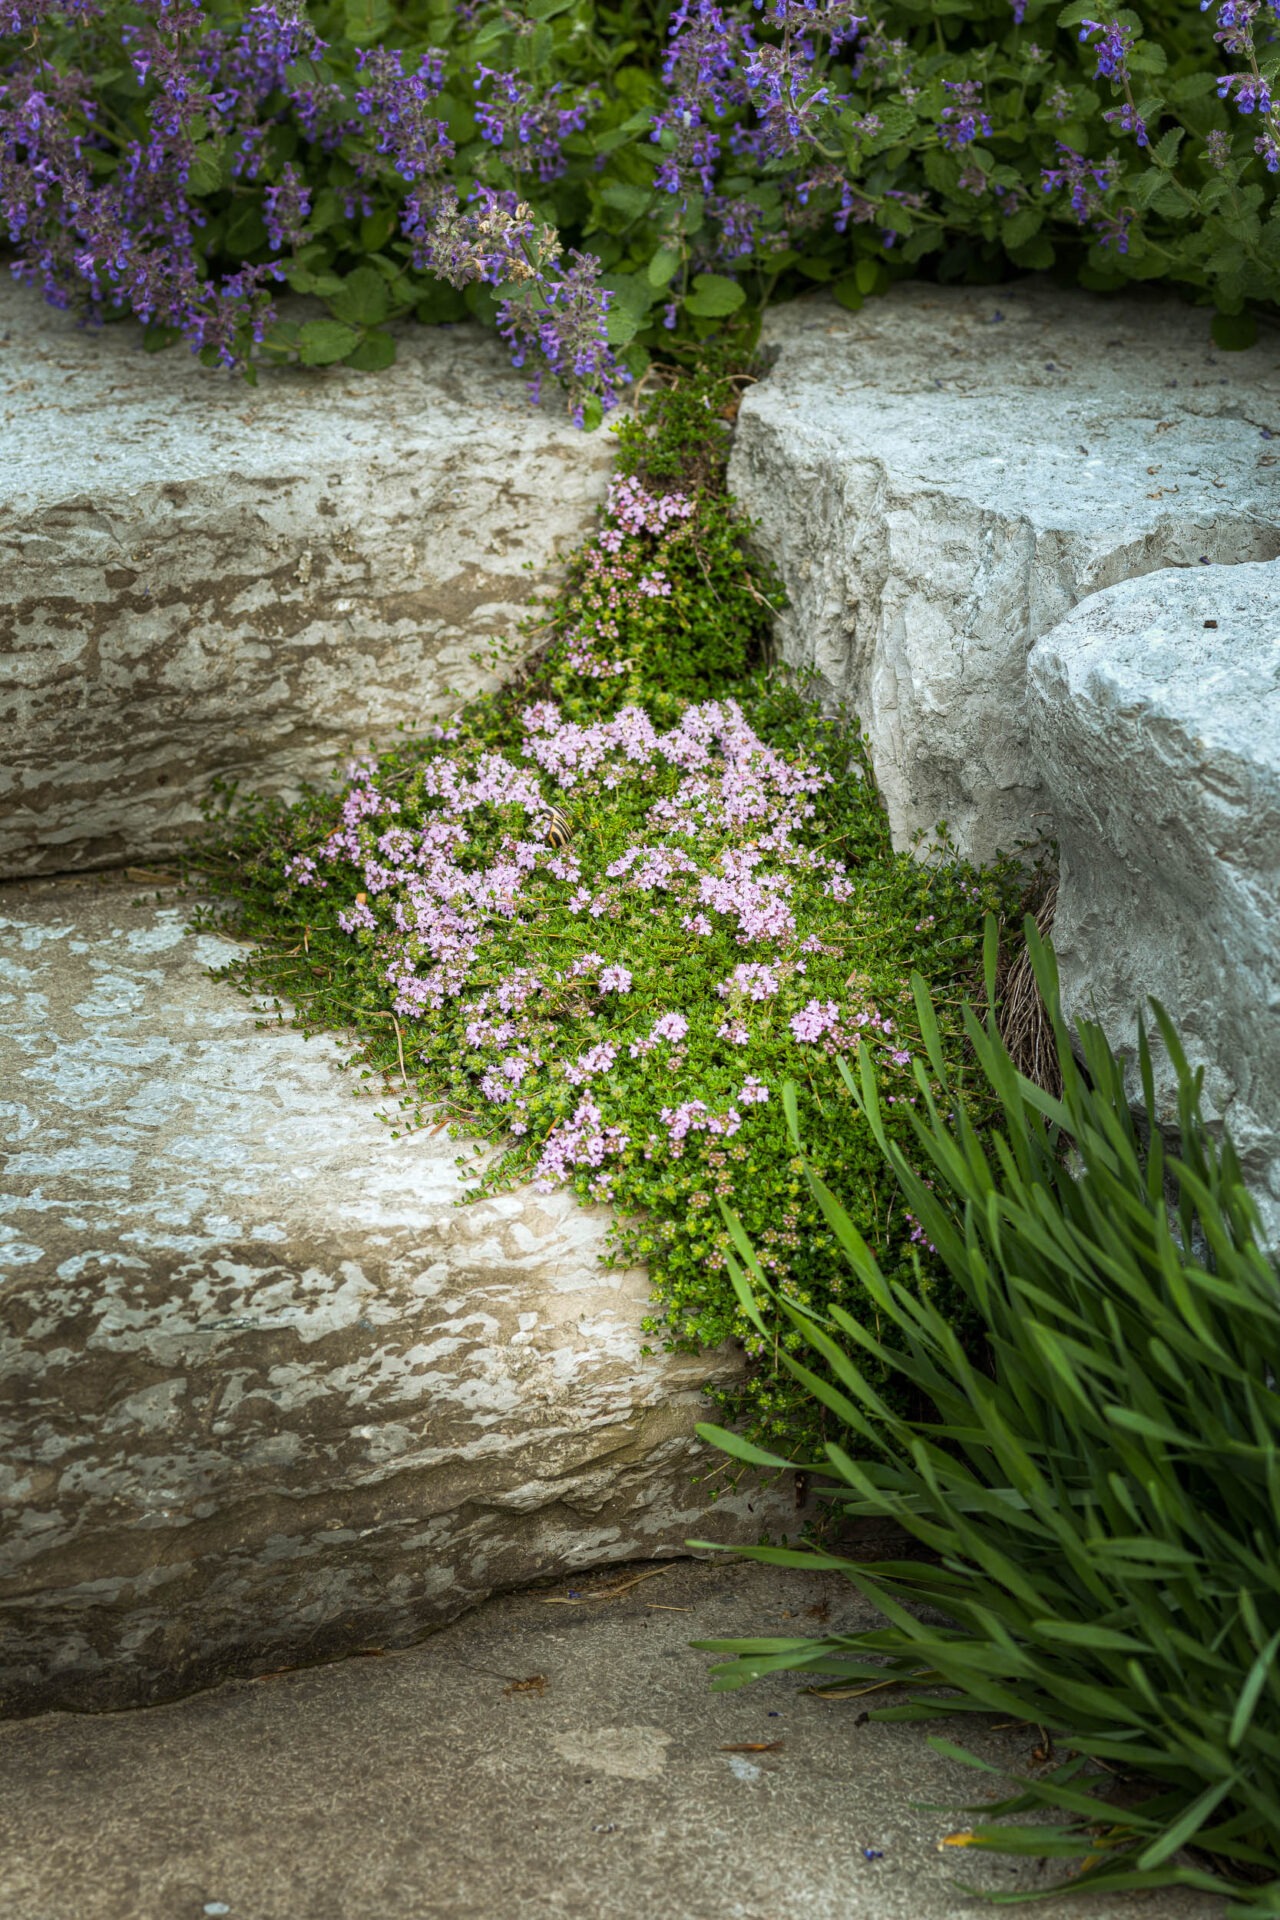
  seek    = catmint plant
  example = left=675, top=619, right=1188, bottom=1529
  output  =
left=3, top=0, right=1276, bottom=401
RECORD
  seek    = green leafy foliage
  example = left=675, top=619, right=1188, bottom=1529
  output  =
left=188, top=369, right=1017, bottom=1456
left=15, top=0, right=1280, bottom=392
left=696, top=924, right=1280, bottom=1908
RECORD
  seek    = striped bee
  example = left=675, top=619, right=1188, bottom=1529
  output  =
left=543, top=804, right=574, bottom=850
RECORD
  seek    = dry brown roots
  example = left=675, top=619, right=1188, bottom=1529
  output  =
left=997, top=875, right=1061, bottom=1098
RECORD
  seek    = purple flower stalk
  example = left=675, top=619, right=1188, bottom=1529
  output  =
left=1041, top=141, right=1116, bottom=220
left=938, top=78, right=991, bottom=150
left=473, top=67, right=594, bottom=183
left=1078, top=18, right=1133, bottom=82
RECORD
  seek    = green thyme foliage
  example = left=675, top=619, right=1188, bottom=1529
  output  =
left=193, top=369, right=1016, bottom=1456
left=697, top=925, right=1280, bottom=1908
left=539, top=368, right=775, bottom=719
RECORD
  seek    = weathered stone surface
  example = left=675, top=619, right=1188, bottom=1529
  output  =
left=1026, top=561, right=1280, bottom=1247
left=729, top=280, right=1280, bottom=865
left=0, top=875, right=784, bottom=1716
left=0, top=283, right=613, bottom=879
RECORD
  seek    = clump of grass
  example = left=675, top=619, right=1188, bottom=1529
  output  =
left=190, top=369, right=1017, bottom=1455
left=697, top=923, right=1280, bottom=1909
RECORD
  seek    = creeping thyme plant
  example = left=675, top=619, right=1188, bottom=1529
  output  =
left=5, top=0, right=1280, bottom=421
left=195, top=373, right=1014, bottom=1453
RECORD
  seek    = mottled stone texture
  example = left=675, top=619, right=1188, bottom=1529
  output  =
left=729, top=281, right=1280, bottom=865
left=0, top=283, right=613, bottom=879
left=1027, top=563, right=1280, bottom=1247
left=0, top=878, right=783, bottom=1716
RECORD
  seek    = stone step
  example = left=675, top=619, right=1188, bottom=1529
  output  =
left=1027, top=561, right=1280, bottom=1248
left=0, top=877, right=783, bottom=1715
left=0, top=285, right=613, bottom=880
left=730, top=280, right=1280, bottom=866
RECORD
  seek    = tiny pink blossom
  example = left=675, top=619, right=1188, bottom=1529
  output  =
left=534, top=1096, right=629, bottom=1191
left=285, top=853, right=325, bottom=888
left=717, top=962, right=779, bottom=1001
left=631, top=1010, right=690, bottom=1057
left=905, top=1211, right=937, bottom=1255
left=790, top=999, right=841, bottom=1044
left=337, top=900, right=377, bottom=934
left=565, top=1041, right=620, bottom=1085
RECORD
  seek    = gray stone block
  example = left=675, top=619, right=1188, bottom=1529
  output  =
left=0, top=285, right=613, bottom=879
left=1026, top=561, right=1280, bottom=1247
left=0, top=877, right=782, bottom=1715
left=729, top=281, right=1280, bottom=864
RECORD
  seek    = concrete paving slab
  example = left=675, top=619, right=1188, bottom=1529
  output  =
left=0, top=1559, right=1227, bottom=1920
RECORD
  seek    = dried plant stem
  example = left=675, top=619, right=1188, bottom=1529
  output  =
left=998, top=874, right=1060, bottom=1096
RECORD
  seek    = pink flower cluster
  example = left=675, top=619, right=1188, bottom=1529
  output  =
left=558, top=472, right=696, bottom=676
left=560, top=953, right=633, bottom=996
left=790, top=998, right=842, bottom=1043
left=599, top=473, right=696, bottom=545
left=630, top=1011, right=690, bottom=1057
left=607, top=844, right=701, bottom=889
left=788, top=997, right=911, bottom=1069
left=284, top=852, right=325, bottom=888
left=656, top=1099, right=744, bottom=1159
left=279, top=604, right=909, bottom=1200
left=479, top=1050, right=539, bottom=1102
left=905, top=1210, right=937, bottom=1254
left=697, top=857, right=795, bottom=944
left=565, top=1041, right=620, bottom=1085
left=534, top=1097, right=630, bottom=1193
left=718, top=962, right=780, bottom=1001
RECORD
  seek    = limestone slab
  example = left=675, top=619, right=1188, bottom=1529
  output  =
left=730, top=281, right=1280, bottom=864
left=1026, top=561, right=1280, bottom=1246
left=0, top=876, right=782, bottom=1715
left=0, top=285, right=613, bottom=879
